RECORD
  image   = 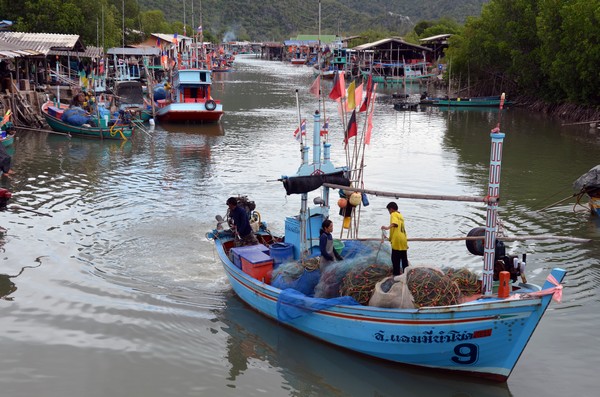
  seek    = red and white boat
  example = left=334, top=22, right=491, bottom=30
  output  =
left=155, top=68, right=223, bottom=123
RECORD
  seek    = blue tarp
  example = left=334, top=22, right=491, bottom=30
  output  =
left=276, top=288, right=360, bottom=322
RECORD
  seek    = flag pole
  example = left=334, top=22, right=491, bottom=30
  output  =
left=295, top=89, right=303, bottom=148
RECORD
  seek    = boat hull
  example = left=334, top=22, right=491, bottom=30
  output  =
left=41, top=102, right=134, bottom=140
left=1, top=134, right=14, bottom=147
left=211, top=234, right=565, bottom=382
left=590, top=196, right=600, bottom=215
left=155, top=102, right=224, bottom=123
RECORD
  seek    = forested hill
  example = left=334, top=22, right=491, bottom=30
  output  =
left=138, top=0, right=489, bottom=41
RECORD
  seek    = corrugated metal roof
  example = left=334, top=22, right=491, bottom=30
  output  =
left=151, top=33, right=192, bottom=44
left=49, top=45, right=104, bottom=58
left=106, top=47, right=160, bottom=56
left=0, top=38, right=45, bottom=59
left=0, top=32, right=84, bottom=55
left=353, top=37, right=431, bottom=52
left=420, top=34, right=452, bottom=42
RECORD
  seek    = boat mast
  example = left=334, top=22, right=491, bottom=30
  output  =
left=482, top=123, right=505, bottom=296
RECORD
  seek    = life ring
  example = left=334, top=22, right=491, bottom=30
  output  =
left=205, top=100, right=217, bottom=111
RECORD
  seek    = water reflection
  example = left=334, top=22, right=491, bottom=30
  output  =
left=0, top=251, right=42, bottom=301
left=217, top=294, right=512, bottom=397
left=158, top=122, right=225, bottom=136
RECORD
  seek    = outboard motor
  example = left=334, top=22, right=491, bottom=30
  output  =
left=466, top=227, right=526, bottom=282
left=0, top=188, right=12, bottom=211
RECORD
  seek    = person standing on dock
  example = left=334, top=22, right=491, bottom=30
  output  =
left=381, top=202, right=409, bottom=275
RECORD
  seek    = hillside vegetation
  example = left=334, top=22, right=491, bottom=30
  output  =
left=138, top=0, right=489, bottom=41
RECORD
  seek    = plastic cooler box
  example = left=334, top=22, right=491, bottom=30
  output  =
left=241, top=250, right=274, bottom=284
left=230, top=244, right=268, bottom=269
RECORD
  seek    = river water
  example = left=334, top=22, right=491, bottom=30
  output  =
left=1, top=55, right=599, bottom=397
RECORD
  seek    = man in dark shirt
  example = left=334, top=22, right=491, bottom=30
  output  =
left=226, top=197, right=259, bottom=246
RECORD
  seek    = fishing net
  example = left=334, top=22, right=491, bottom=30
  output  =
left=407, top=267, right=461, bottom=307
left=339, top=263, right=392, bottom=305
left=369, top=266, right=472, bottom=309
left=443, top=267, right=481, bottom=297
left=271, top=258, right=321, bottom=296
left=314, top=240, right=392, bottom=299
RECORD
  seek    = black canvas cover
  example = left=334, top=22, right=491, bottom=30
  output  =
left=573, top=165, right=600, bottom=191
left=282, top=171, right=350, bottom=195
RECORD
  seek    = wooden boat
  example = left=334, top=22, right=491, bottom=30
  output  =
left=113, top=80, right=153, bottom=123
left=1, top=110, right=14, bottom=146
left=207, top=99, right=566, bottom=382
left=41, top=101, right=134, bottom=140
left=290, top=58, right=307, bottom=65
left=422, top=96, right=515, bottom=108
left=313, top=48, right=350, bottom=79
left=154, top=68, right=223, bottom=123
left=573, top=165, right=600, bottom=215
left=0, top=134, right=14, bottom=147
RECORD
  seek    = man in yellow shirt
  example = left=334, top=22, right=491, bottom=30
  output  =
left=381, top=201, right=409, bottom=275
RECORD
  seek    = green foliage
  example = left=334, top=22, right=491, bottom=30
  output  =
left=446, top=0, right=600, bottom=105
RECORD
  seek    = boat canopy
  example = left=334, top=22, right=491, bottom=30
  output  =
left=573, top=165, right=600, bottom=191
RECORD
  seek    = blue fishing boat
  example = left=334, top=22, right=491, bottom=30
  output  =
left=207, top=95, right=566, bottom=382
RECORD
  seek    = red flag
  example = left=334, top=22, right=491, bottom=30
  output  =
left=365, top=85, right=377, bottom=144
left=328, top=71, right=343, bottom=100
left=344, top=110, right=357, bottom=145
left=309, top=75, right=320, bottom=98
left=359, top=73, right=373, bottom=112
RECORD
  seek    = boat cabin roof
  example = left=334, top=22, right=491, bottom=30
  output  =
left=176, top=69, right=212, bottom=85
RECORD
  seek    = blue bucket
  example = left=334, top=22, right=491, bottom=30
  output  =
left=269, top=242, right=294, bottom=266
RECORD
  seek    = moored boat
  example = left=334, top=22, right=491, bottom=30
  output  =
left=41, top=101, right=135, bottom=140
left=154, top=68, right=223, bottom=123
left=0, top=133, right=13, bottom=147
left=422, top=95, right=515, bottom=108
left=573, top=165, right=600, bottom=215
left=1, top=109, right=15, bottom=146
left=207, top=90, right=566, bottom=381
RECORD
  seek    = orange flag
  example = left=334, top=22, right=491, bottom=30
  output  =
left=309, top=75, right=320, bottom=98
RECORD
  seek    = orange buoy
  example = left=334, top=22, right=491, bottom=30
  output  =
left=498, top=271, right=510, bottom=298
left=338, top=198, right=348, bottom=208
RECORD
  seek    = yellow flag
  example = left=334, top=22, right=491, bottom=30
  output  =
left=346, top=80, right=356, bottom=111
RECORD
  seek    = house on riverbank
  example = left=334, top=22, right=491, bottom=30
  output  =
left=0, top=32, right=101, bottom=128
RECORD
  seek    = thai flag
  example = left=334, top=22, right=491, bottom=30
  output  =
left=294, top=119, right=306, bottom=142
left=320, top=117, right=329, bottom=136
left=197, top=25, right=203, bottom=34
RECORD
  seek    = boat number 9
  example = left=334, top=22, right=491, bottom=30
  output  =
left=451, top=343, right=479, bottom=365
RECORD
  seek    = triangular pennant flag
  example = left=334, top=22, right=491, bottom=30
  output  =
left=344, top=110, right=357, bottom=145
left=346, top=80, right=356, bottom=111
left=359, top=73, right=373, bottom=112
left=328, top=72, right=342, bottom=101
left=309, top=75, right=320, bottom=98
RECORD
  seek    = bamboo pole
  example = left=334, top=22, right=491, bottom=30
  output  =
left=16, top=125, right=71, bottom=137
left=561, top=119, right=600, bottom=126
left=351, top=235, right=591, bottom=243
left=323, top=182, right=498, bottom=203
